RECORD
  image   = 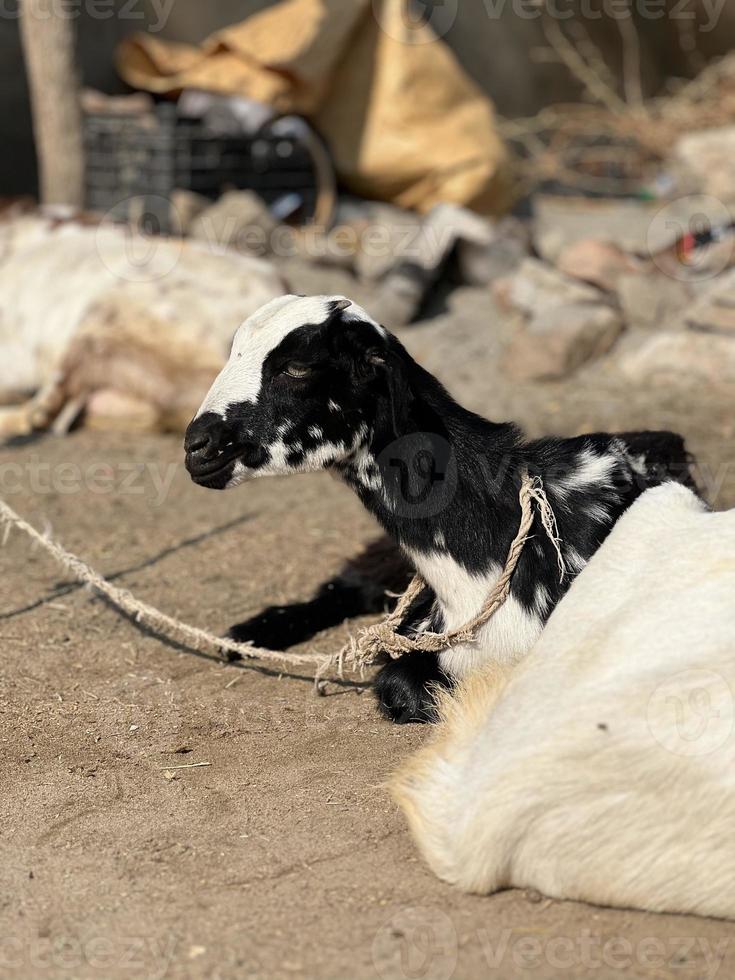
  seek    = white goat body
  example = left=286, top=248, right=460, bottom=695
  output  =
left=392, top=483, right=735, bottom=918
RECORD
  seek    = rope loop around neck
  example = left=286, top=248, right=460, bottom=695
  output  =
left=328, top=471, right=565, bottom=677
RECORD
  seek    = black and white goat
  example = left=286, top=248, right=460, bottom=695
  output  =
left=184, top=295, right=696, bottom=722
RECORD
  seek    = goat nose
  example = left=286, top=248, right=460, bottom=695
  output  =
left=185, top=430, right=212, bottom=455
left=185, top=416, right=220, bottom=457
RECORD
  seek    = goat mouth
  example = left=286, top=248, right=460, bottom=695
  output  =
left=186, top=444, right=268, bottom=487
left=186, top=452, right=240, bottom=487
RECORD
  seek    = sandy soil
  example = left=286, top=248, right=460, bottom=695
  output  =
left=1, top=284, right=734, bottom=980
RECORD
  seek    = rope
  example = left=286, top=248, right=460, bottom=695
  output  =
left=0, top=497, right=317, bottom=671
left=322, top=472, right=564, bottom=678
left=0, top=472, right=563, bottom=686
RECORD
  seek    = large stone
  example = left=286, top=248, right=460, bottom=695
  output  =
left=456, top=215, right=529, bottom=286
left=189, top=190, right=277, bottom=256
left=673, top=127, right=735, bottom=204
left=503, top=302, right=623, bottom=381
left=616, top=272, right=694, bottom=330
left=533, top=196, right=659, bottom=262
left=619, top=330, right=735, bottom=390
left=354, top=202, right=498, bottom=325
left=506, top=258, right=604, bottom=317
left=556, top=238, right=638, bottom=292
left=346, top=201, right=493, bottom=284
left=533, top=194, right=728, bottom=263
left=683, top=268, right=735, bottom=336
left=170, top=189, right=211, bottom=236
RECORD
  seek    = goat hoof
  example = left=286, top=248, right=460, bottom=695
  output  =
left=374, top=651, right=451, bottom=724
left=220, top=625, right=249, bottom=662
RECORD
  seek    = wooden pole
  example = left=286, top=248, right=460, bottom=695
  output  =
left=19, top=0, right=85, bottom=207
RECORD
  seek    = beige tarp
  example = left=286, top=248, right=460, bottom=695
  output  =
left=117, top=0, right=513, bottom=214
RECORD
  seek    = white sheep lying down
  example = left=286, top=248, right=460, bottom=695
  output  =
left=0, top=213, right=284, bottom=438
left=392, top=482, right=735, bottom=919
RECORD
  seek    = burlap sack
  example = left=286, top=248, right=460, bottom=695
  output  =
left=116, top=0, right=513, bottom=214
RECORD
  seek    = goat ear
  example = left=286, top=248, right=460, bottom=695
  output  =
left=369, top=348, right=414, bottom=436
left=325, top=317, right=414, bottom=434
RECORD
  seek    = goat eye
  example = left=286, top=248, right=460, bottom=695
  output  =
left=283, top=363, right=312, bottom=379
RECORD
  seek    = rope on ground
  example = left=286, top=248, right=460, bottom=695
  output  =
left=0, top=472, right=562, bottom=689
left=0, top=496, right=318, bottom=672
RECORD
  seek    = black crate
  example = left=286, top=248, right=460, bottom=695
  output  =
left=84, top=104, right=319, bottom=233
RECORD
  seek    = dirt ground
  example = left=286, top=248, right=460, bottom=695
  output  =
left=1, top=284, right=734, bottom=980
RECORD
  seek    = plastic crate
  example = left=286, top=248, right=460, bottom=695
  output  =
left=84, top=103, right=319, bottom=233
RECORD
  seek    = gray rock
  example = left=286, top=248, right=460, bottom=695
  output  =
left=533, top=194, right=727, bottom=262
left=533, top=196, right=658, bottom=262
left=503, top=302, right=623, bottom=381
left=672, top=127, right=735, bottom=204
left=457, top=216, right=529, bottom=286
left=352, top=202, right=499, bottom=324
left=170, top=190, right=211, bottom=237
left=556, top=238, right=638, bottom=292
left=507, top=258, right=604, bottom=317
left=619, top=330, right=735, bottom=390
left=683, top=268, right=735, bottom=336
left=616, top=272, right=694, bottom=330
left=189, top=190, right=277, bottom=256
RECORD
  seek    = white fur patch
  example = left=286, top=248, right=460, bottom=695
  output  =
left=404, top=548, right=543, bottom=677
left=556, top=449, right=617, bottom=496
left=533, top=583, right=551, bottom=617
left=565, top=546, right=587, bottom=574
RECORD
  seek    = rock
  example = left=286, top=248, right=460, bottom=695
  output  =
left=356, top=201, right=492, bottom=279
left=456, top=215, right=529, bottom=286
left=331, top=199, right=416, bottom=280
left=533, top=194, right=727, bottom=262
left=683, top=268, right=735, bottom=336
left=616, top=272, right=694, bottom=330
left=619, top=330, right=735, bottom=390
left=188, top=190, right=277, bottom=256
left=354, top=202, right=499, bottom=325
left=507, top=258, right=604, bottom=317
left=170, top=189, right=212, bottom=236
left=364, top=277, right=423, bottom=329
left=503, top=303, right=623, bottom=381
left=533, top=196, right=658, bottom=262
left=672, top=127, right=735, bottom=204
left=556, top=239, right=638, bottom=292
